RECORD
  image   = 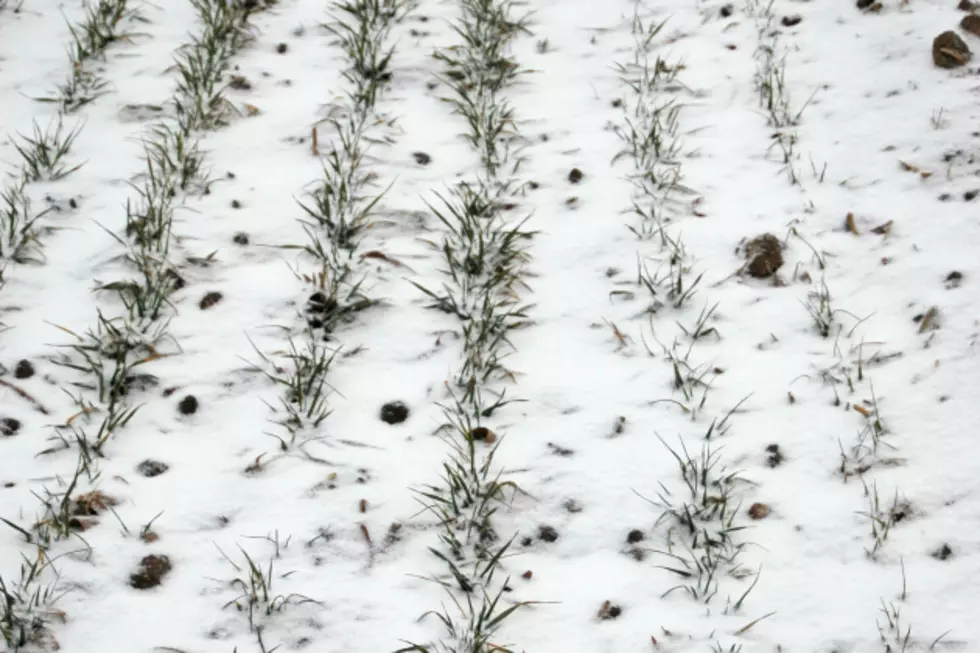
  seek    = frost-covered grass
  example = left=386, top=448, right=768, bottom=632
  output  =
left=1, top=0, right=979, bottom=651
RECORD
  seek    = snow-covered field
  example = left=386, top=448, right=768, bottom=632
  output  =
left=1, top=0, right=979, bottom=651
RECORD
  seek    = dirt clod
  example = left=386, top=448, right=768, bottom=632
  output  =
left=568, top=168, right=584, bottom=184
left=137, top=460, right=169, bottom=478
left=538, top=525, right=559, bottom=543
left=178, top=395, right=199, bottom=415
left=598, top=601, right=622, bottom=620
left=748, top=502, right=771, bottom=520
left=945, top=270, right=964, bottom=288
left=962, top=14, right=980, bottom=37
left=933, top=31, right=971, bottom=68
left=1, top=418, right=21, bottom=437
left=412, top=152, right=431, bottom=165
left=14, top=360, right=35, bottom=379
left=931, top=543, right=953, bottom=560
left=231, top=199, right=242, bottom=209
left=233, top=232, right=249, bottom=245
left=626, top=529, right=645, bottom=544
left=765, top=443, right=785, bottom=467
left=720, top=3, right=733, bottom=16
left=781, top=14, right=802, bottom=26
left=276, top=42, right=288, bottom=54
left=380, top=401, right=409, bottom=425
left=130, top=554, right=172, bottom=589
left=470, top=426, right=496, bottom=444
left=743, top=233, right=784, bottom=279
left=199, top=291, right=223, bottom=310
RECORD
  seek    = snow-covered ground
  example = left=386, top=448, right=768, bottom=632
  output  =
left=1, top=0, right=979, bottom=651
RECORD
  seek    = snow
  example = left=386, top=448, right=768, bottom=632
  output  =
left=1, top=0, right=979, bottom=651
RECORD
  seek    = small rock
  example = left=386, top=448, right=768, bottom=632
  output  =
left=964, top=189, right=978, bottom=201
left=229, top=75, right=252, bottom=91
left=931, top=543, right=953, bottom=560
left=233, top=232, right=249, bottom=245
left=781, top=14, right=802, bottom=26
left=178, top=395, right=199, bottom=415
left=231, top=199, right=242, bottom=209
left=276, top=42, right=288, bottom=54
left=963, top=14, right=980, bottom=37
left=597, top=601, right=622, bottom=620
left=521, top=536, right=533, bottom=547
left=1, top=418, right=21, bottom=437
left=765, top=443, right=784, bottom=467
left=563, top=499, right=583, bottom=513
left=13, top=359, right=35, bottom=379
left=568, top=168, right=584, bottom=184
left=379, top=401, right=409, bottom=425
left=720, top=3, right=733, bottom=16
left=412, top=152, right=431, bottom=165
left=856, top=0, right=875, bottom=8
left=945, top=270, right=964, bottom=288
left=626, top=529, right=645, bottom=544
left=748, top=502, right=771, bottom=520
left=199, top=291, right=223, bottom=310
left=537, top=525, right=559, bottom=543
left=130, top=554, right=172, bottom=589
left=137, top=460, right=169, bottom=478
left=933, top=31, right=971, bottom=68
left=743, top=233, right=784, bottom=279
left=470, top=426, right=496, bottom=443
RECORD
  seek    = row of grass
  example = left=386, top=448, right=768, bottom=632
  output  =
left=0, top=2, right=265, bottom=649
left=611, top=4, right=763, bottom=647
left=398, top=1, right=536, bottom=651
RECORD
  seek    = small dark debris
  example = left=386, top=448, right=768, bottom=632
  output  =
left=14, top=359, right=35, bottom=379
left=960, top=0, right=976, bottom=9
left=69, top=198, right=78, bottom=209
left=945, top=270, right=963, bottom=288
left=891, top=501, right=912, bottom=523
left=856, top=0, right=875, bottom=7
left=781, top=14, right=802, bottom=26
left=598, top=601, right=622, bottom=620
left=137, top=460, right=169, bottom=478
left=527, top=181, right=540, bottom=190
left=130, top=554, right=172, bottom=589
left=276, top=42, right=288, bottom=54
left=743, top=233, right=784, bottom=279
left=965, top=190, right=978, bottom=201
left=563, top=499, right=583, bottom=514
left=178, top=395, right=199, bottom=416
left=412, top=152, right=431, bottom=165
left=470, top=426, right=495, bottom=443
left=1, top=418, right=21, bottom=437
left=939, top=193, right=953, bottom=202
left=199, top=292, right=223, bottom=310
left=568, top=168, right=584, bottom=184
left=380, top=401, right=409, bottom=425
left=231, top=199, right=242, bottom=209
left=720, top=3, right=733, bottom=17
left=3, top=482, right=13, bottom=489
left=612, top=98, right=623, bottom=108
left=538, top=525, right=559, bottom=543
left=233, top=232, right=249, bottom=245
left=748, top=502, right=771, bottom=520
left=626, top=529, right=645, bottom=544
left=521, top=536, right=533, bottom=547
left=931, top=543, right=953, bottom=560
left=765, top=443, right=784, bottom=467
left=547, top=442, right=574, bottom=456
left=229, top=75, right=252, bottom=90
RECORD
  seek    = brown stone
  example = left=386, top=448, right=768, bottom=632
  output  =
left=962, top=14, right=980, bottom=37
left=933, top=30, right=971, bottom=68
left=743, top=233, right=784, bottom=279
